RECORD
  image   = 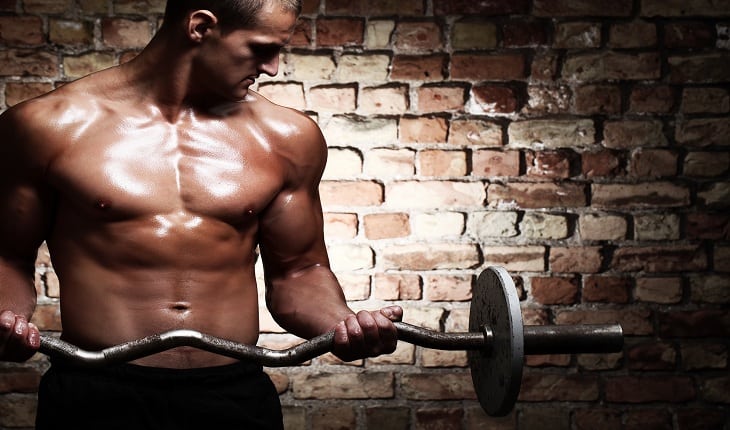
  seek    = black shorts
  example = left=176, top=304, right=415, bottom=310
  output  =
left=36, top=359, right=283, bottom=430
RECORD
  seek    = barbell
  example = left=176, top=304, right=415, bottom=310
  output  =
left=38, top=266, right=623, bottom=416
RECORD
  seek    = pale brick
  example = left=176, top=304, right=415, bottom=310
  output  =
left=592, top=183, right=690, bottom=208
left=63, top=52, right=116, bottom=79
left=0, top=50, right=58, bottom=77
left=338, top=273, right=371, bottom=301
left=373, top=273, right=422, bottom=300
left=0, top=395, right=36, bottom=428
left=319, top=181, right=383, bottom=207
left=259, top=307, right=285, bottom=333
left=401, top=305, right=445, bottom=330
left=367, top=342, right=415, bottom=365
left=282, top=407, right=306, bottom=429
left=418, top=150, right=467, bottom=177
left=24, top=0, right=72, bottom=13
left=421, top=349, right=468, bottom=367
left=534, top=0, right=632, bottom=16
left=322, top=148, right=362, bottom=179
left=336, top=54, right=390, bottom=82
left=417, top=86, right=466, bottom=113
left=520, top=212, right=569, bottom=240
left=395, top=21, right=443, bottom=51
left=4, top=82, right=53, bottom=107
left=400, top=117, right=448, bottom=143
left=524, top=85, right=571, bottom=114
left=550, top=247, right=603, bottom=273
left=288, top=53, right=336, bottom=81
left=483, top=246, right=546, bottom=272
left=630, top=149, right=678, bottom=178
left=525, top=150, right=573, bottom=179
left=452, top=20, right=498, bottom=50
left=641, top=0, right=730, bottom=16
left=635, top=277, right=683, bottom=304
left=102, top=18, right=151, bottom=49
left=681, top=343, right=728, bottom=370
left=634, top=214, right=680, bottom=241
left=448, top=119, right=503, bottom=147
left=609, top=21, right=657, bottom=48
left=363, top=148, right=415, bottom=178
left=114, top=0, right=166, bottom=14
left=508, top=119, right=595, bottom=149
left=327, top=244, right=374, bottom=271
left=554, top=22, right=601, bottom=49
left=668, top=53, right=730, bottom=83
left=698, top=182, right=730, bottom=208
left=424, top=274, right=472, bottom=301
left=467, top=211, right=519, bottom=238
left=311, top=407, right=356, bottom=430
left=412, top=212, right=465, bottom=238
left=291, top=372, right=393, bottom=399
left=604, top=120, right=667, bottom=149
left=363, top=212, right=410, bottom=239
left=308, top=85, right=357, bottom=112
left=446, top=308, right=469, bottom=332
left=676, top=117, right=730, bottom=147
left=365, top=20, right=395, bottom=49
left=358, top=85, right=409, bottom=115
left=488, top=182, right=587, bottom=209
left=50, top=19, right=94, bottom=46
left=579, top=213, right=628, bottom=241
left=381, top=243, right=480, bottom=270
left=684, top=151, right=730, bottom=177
left=256, top=83, right=305, bottom=110
left=563, top=52, right=661, bottom=81
left=472, top=150, right=520, bottom=177
left=401, top=373, right=475, bottom=400
left=323, top=116, right=398, bottom=145
left=386, top=181, right=485, bottom=209
left=323, top=213, right=358, bottom=239
left=716, top=245, right=730, bottom=272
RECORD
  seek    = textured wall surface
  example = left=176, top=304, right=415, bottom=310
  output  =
left=1, top=0, right=729, bottom=429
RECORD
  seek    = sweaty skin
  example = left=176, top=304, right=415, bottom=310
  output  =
left=0, top=4, right=400, bottom=368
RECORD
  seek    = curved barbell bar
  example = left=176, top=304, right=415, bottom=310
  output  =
left=39, top=321, right=623, bottom=368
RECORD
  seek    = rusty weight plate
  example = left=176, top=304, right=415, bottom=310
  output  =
left=468, top=266, right=524, bottom=416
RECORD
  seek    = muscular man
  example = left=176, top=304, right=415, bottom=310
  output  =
left=0, top=1, right=401, bottom=428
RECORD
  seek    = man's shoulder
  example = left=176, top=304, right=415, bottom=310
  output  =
left=245, top=91, right=325, bottom=148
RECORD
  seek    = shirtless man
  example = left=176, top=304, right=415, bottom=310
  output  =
left=0, top=1, right=401, bottom=428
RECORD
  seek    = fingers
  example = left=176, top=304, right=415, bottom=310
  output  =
left=0, top=310, right=40, bottom=362
left=332, top=307, right=401, bottom=362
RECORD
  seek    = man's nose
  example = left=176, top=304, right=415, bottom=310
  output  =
left=259, top=54, right=280, bottom=77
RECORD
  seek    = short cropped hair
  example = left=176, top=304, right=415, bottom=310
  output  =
left=164, top=0, right=302, bottom=30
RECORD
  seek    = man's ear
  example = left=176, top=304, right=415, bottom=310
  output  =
left=187, top=10, right=218, bottom=42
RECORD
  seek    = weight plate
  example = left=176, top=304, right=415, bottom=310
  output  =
left=468, top=266, right=524, bottom=416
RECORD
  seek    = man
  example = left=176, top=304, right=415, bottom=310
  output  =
left=0, top=0, right=401, bottom=428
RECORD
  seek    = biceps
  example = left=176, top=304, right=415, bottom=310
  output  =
left=0, top=182, right=51, bottom=260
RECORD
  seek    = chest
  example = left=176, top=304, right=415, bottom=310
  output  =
left=48, top=119, right=285, bottom=224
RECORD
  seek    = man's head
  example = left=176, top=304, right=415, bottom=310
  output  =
left=164, top=0, right=302, bottom=32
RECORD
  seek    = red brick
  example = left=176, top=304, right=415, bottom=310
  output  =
left=592, top=183, right=690, bottom=208
left=30, top=303, right=61, bottom=331
left=624, top=409, right=672, bottom=430
left=503, top=20, right=549, bottom=47
left=391, top=55, right=447, bottom=81
left=563, top=52, right=660, bottom=81
left=395, top=21, right=443, bottom=51
left=326, top=0, right=424, bottom=16
left=605, top=376, right=696, bottom=403
left=0, top=369, right=42, bottom=394
left=582, top=275, right=630, bottom=303
left=0, top=49, right=58, bottom=77
left=316, top=18, right=364, bottom=47
left=685, top=213, right=730, bottom=240
left=550, top=247, right=603, bottom=273
left=471, top=85, right=519, bottom=113
left=676, top=408, right=729, bottom=430
left=417, top=85, right=466, bottom=113
left=451, top=54, right=526, bottom=81
left=665, top=22, right=716, bottom=49
left=102, top=18, right=151, bottom=49
left=627, top=342, right=677, bottom=370
left=533, top=0, right=632, bottom=16
left=611, top=245, right=707, bottom=273
left=366, top=408, right=411, bottom=430
left=418, top=150, right=467, bottom=176
left=573, top=408, right=622, bottom=430
left=658, top=310, right=730, bottom=338
left=669, top=53, right=730, bottom=84
left=531, top=276, right=579, bottom=305
left=290, top=18, right=313, bottom=47
left=581, top=150, right=623, bottom=178
left=472, top=150, right=520, bottom=177
left=520, top=408, right=569, bottom=429
left=319, top=181, right=383, bottom=207
left=402, top=373, right=474, bottom=400
left=0, top=16, right=44, bottom=45
left=531, top=54, right=558, bottom=81
left=556, top=309, right=653, bottom=335
left=414, top=408, right=463, bottom=430
left=373, top=273, right=422, bottom=300
left=400, top=117, right=448, bottom=143
left=629, top=85, right=676, bottom=114
left=525, top=150, right=573, bottom=179
left=629, top=149, right=678, bottom=178
left=433, top=0, right=529, bottom=15
left=519, top=373, right=599, bottom=401
left=575, top=84, right=622, bottom=115
left=363, top=212, right=410, bottom=240
left=5, top=82, right=54, bottom=107
left=488, top=182, right=587, bottom=209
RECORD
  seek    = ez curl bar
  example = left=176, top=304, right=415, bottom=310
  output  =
left=39, top=266, right=623, bottom=416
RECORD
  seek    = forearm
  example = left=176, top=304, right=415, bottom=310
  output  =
left=0, top=257, right=38, bottom=318
left=266, top=264, right=354, bottom=339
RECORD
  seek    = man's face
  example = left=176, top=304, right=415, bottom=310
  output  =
left=193, top=4, right=297, bottom=102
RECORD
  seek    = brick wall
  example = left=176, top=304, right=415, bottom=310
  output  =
left=1, top=0, right=729, bottom=429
